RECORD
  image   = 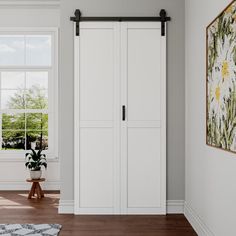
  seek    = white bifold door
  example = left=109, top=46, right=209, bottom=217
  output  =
left=74, top=21, right=166, bottom=215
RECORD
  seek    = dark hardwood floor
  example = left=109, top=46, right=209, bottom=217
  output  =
left=0, top=191, right=197, bottom=236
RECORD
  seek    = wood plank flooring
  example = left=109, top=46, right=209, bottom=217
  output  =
left=0, top=191, right=197, bottom=236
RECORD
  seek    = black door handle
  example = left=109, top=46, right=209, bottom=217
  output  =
left=122, top=105, right=126, bottom=121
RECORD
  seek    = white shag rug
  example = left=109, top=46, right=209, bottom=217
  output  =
left=0, top=224, right=61, bottom=235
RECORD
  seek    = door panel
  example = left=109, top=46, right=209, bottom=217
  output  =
left=80, top=28, right=114, bottom=121
left=80, top=128, right=113, bottom=208
left=127, top=128, right=161, bottom=208
left=127, top=29, right=161, bottom=121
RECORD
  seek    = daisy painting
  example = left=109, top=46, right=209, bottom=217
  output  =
left=207, top=0, right=236, bottom=153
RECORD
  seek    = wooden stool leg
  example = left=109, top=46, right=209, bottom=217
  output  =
left=32, top=183, right=36, bottom=196
left=28, top=182, right=36, bottom=199
left=35, top=183, right=41, bottom=199
left=38, top=183, right=44, bottom=198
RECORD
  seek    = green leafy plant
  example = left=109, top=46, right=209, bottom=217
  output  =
left=25, top=149, right=47, bottom=171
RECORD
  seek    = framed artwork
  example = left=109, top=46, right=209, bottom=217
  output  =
left=206, top=0, right=236, bottom=153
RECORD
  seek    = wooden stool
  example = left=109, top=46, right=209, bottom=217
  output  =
left=27, top=178, right=45, bottom=199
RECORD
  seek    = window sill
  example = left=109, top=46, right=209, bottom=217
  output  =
left=0, top=153, right=59, bottom=162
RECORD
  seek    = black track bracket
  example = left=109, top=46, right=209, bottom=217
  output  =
left=70, top=9, right=81, bottom=36
left=159, top=9, right=171, bottom=36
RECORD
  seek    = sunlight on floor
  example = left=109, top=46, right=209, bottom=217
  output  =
left=0, top=192, right=59, bottom=209
left=0, top=197, right=33, bottom=209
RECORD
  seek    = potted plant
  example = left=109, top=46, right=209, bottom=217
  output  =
left=25, top=149, right=47, bottom=179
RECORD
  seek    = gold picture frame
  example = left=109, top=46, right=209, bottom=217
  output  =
left=206, top=0, right=236, bottom=153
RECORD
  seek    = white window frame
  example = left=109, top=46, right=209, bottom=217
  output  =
left=0, top=27, right=58, bottom=160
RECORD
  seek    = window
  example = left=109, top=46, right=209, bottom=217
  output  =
left=0, top=28, right=58, bottom=157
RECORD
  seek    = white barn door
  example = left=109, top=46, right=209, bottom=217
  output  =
left=120, top=22, right=166, bottom=214
left=74, top=21, right=166, bottom=215
left=74, top=22, right=120, bottom=214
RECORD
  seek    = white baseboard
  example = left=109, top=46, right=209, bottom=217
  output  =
left=58, top=200, right=185, bottom=215
left=184, top=201, right=214, bottom=236
left=167, top=200, right=184, bottom=214
left=58, top=200, right=74, bottom=214
left=58, top=199, right=216, bottom=236
left=0, top=181, right=60, bottom=191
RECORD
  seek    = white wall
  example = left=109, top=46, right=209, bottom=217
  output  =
left=185, top=0, right=236, bottom=235
left=0, top=2, right=60, bottom=190
left=0, top=0, right=185, bottom=202
left=0, top=159, right=60, bottom=190
left=60, top=0, right=185, bottom=204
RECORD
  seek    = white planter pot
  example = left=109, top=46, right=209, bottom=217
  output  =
left=30, top=170, right=42, bottom=180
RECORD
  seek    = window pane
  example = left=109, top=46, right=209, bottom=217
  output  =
left=2, top=131, right=25, bottom=150
left=1, top=90, right=25, bottom=109
left=25, top=89, right=48, bottom=109
left=26, top=72, right=48, bottom=89
left=0, top=36, right=24, bottom=66
left=26, top=36, right=51, bottom=66
left=2, top=113, right=25, bottom=130
left=1, top=72, right=25, bottom=89
left=26, top=113, right=48, bottom=130
left=26, top=131, right=48, bottom=150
